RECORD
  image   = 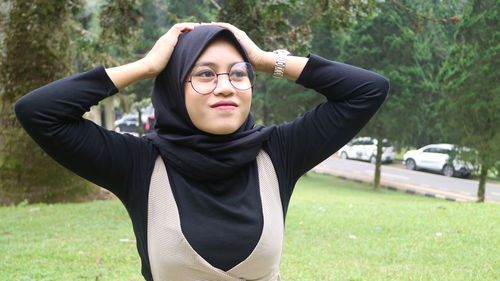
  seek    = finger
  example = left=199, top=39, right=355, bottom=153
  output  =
left=162, top=23, right=193, bottom=36
left=176, top=23, right=200, bottom=34
left=210, top=22, right=236, bottom=30
left=174, top=22, right=200, bottom=27
left=174, top=22, right=200, bottom=31
left=180, top=26, right=195, bottom=33
left=211, top=21, right=231, bottom=26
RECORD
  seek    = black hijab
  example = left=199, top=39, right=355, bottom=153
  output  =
left=146, top=25, right=276, bottom=180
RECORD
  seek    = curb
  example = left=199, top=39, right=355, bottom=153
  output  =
left=311, top=166, right=475, bottom=202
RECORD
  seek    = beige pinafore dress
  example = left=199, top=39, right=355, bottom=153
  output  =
left=147, top=150, right=284, bottom=281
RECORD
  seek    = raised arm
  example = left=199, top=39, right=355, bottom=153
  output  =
left=269, top=54, right=389, bottom=209
left=14, top=65, right=153, bottom=200
left=14, top=23, right=200, bottom=199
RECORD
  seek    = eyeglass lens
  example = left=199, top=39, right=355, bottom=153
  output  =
left=189, top=62, right=255, bottom=94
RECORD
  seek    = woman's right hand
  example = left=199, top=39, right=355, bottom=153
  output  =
left=141, top=22, right=200, bottom=78
left=106, top=23, right=200, bottom=89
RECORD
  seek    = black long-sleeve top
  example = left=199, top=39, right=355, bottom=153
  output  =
left=15, top=54, right=389, bottom=280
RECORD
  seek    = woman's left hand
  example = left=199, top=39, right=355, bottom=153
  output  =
left=210, top=22, right=267, bottom=71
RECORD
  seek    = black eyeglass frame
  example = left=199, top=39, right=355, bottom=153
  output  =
left=185, top=62, right=256, bottom=95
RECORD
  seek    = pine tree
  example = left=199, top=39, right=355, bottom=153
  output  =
left=439, top=0, right=500, bottom=202
left=339, top=0, right=465, bottom=188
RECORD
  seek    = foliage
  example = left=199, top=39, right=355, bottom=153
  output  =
left=99, top=0, right=143, bottom=56
left=219, top=0, right=377, bottom=54
left=72, top=0, right=143, bottom=70
left=251, top=77, right=324, bottom=125
left=0, top=1, right=10, bottom=58
left=2, top=173, right=499, bottom=280
left=162, top=0, right=218, bottom=24
left=438, top=0, right=500, bottom=202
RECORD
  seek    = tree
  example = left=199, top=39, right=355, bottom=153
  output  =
left=439, top=0, right=500, bottom=202
left=339, top=0, right=465, bottom=188
left=0, top=0, right=97, bottom=205
left=0, top=0, right=145, bottom=205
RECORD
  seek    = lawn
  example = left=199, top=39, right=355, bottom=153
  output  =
left=1, top=173, right=499, bottom=281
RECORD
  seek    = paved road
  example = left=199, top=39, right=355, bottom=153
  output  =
left=314, top=157, right=500, bottom=203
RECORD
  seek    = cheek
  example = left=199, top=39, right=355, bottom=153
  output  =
left=241, top=92, right=252, bottom=116
left=184, top=89, right=205, bottom=124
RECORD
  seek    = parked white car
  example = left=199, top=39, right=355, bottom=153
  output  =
left=338, top=137, right=395, bottom=163
left=114, top=104, right=155, bottom=133
left=403, top=143, right=477, bottom=177
left=114, top=114, right=139, bottom=133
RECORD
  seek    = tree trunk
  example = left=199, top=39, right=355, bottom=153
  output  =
left=137, top=108, right=143, bottom=137
left=0, top=0, right=96, bottom=205
left=373, top=137, right=384, bottom=189
left=476, top=165, right=488, bottom=203
left=103, top=97, right=116, bottom=130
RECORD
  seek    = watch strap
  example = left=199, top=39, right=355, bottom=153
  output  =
left=272, top=49, right=290, bottom=78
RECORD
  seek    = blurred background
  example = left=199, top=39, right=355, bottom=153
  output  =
left=0, top=0, right=498, bottom=204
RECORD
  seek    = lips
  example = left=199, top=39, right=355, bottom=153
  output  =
left=210, top=100, right=238, bottom=109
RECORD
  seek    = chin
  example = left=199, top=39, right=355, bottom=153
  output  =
left=207, top=126, right=238, bottom=135
left=199, top=121, right=241, bottom=135
left=193, top=116, right=247, bottom=135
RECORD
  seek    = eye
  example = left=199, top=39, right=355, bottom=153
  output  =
left=193, top=69, right=216, bottom=78
left=230, top=70, right=248, bottom=78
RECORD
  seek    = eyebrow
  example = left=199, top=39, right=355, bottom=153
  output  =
left=193, top=61, right=245, bottom=69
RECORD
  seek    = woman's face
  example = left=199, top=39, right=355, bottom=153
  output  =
left=184, top=39, right=252, bottom=135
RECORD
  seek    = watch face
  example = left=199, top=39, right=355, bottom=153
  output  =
left=273, top=49, right=291, bottom=56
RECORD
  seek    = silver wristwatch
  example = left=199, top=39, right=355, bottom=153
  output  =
left=272, top=49, right=291, bottom=78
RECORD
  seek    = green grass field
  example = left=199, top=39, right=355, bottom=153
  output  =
left=1, top=173, right=499, bottom=281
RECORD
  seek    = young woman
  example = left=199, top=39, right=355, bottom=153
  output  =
left=15, top=23, right=389, bottom=280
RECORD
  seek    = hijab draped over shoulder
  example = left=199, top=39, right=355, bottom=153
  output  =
left=146, top=25, right=275, bottom=180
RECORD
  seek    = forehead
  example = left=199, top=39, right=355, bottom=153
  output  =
left=194, top=39, right=245, bottom=68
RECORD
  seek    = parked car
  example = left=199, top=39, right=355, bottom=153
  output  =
left=338, top=137, right=395, bottom=163
left=114, top=114, right=139, bottom=133
left=114, top=104, right=156, bottom=134
left=403, top=143, right=477, bottom=177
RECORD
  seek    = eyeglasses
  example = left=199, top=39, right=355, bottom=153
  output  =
left=186, top=62, right=256, bottom=95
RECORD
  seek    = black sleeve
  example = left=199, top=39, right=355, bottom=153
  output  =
left=265, top=54, right=389, bottom=212
left=14, top=66, right=156, bottom=201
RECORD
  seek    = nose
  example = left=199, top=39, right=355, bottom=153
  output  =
left=213, top=74, right=235, bottom=96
